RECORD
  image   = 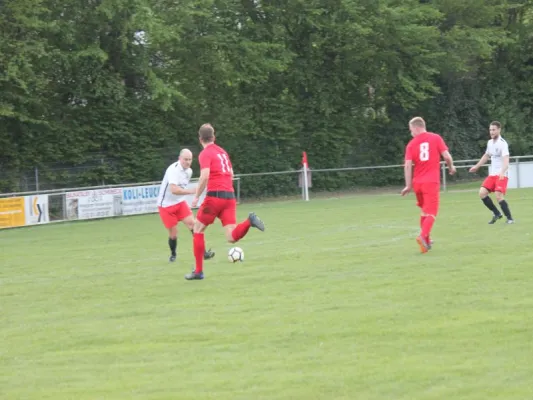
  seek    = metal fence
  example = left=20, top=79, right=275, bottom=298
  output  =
left=232, top=155, right=533, bottom=201
left=2, top=155, right=532, bottom=204
left=0, top=178, right=241, bottom=224
left=3, top=156, right=531, bottom=230
left=0, top=148, right=199, bottom=193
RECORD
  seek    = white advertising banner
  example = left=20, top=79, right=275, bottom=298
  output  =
left=120, top=182, right=207, bottom=216
left=120, top=184, right=160, bottom=216
left=65, top=188, right=123, bottom=220
left=24, top=194, right=49, bottom=225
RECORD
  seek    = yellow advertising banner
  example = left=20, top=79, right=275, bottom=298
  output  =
left=0, top=197, right=26, bottom=228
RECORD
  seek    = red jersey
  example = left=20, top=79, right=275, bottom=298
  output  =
left=404, top=132, right=448, bottom=184
left=199, top=143, right=234, bottom=192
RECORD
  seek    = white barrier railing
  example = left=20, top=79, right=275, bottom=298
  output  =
left=439, top=155, right=533, bottom=191
left=295, top=155, right=533, bottom=199
left=0, top=178, right=241, bottom=230
left=2, top=155, right=532, bottom=229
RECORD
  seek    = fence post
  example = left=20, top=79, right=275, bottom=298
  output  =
left=300, top=168, right=304, bottom=200
left=516, top=157, right=520, bottom=189
left=303, top=165, right=310, bottom=201
left=62, top=192, right=68, bottom=221
left=300, top=151, right=310, bottom=201
left=35, top=166, right=39, bottom=192
left=101, top=158, right=105, bottom=186
left=236, top=178, right=241, bottom=204
left=441, top=162, right=447, bottom=192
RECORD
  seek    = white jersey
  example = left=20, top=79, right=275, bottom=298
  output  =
left=157, top=161, right=193, bottom=207
left=486, top=136, right=510, bottom=176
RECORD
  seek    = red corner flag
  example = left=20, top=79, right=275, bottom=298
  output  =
left=302, top=151, right=308, bottom=168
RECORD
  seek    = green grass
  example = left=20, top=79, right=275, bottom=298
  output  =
left=445, top=180, right=483, bottom=191
left=1, top=189, right=533, bottom=400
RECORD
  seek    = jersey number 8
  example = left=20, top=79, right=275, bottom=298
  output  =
left=419, top=142, right=430, bottom=161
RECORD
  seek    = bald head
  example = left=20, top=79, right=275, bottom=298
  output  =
left=179, top=148, right=193, bottom=169
left=409, top=117, right=427, bottom=137
left=180, top=148, right=192, bottom=158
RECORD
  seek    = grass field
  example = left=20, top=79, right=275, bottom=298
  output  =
left=1, top=188, right=533, bottom=400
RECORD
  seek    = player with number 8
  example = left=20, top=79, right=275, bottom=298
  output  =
left=186, top=123, right=266, bottom=280
left=401, top=117, right=456, bottom=253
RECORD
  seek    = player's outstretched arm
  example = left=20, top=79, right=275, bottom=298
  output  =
left=441, top=151, right=456, bottom=175
left=192, top=168, right=209, bottom=207
left=469, top=153, right=489, bottom=173
left=170, top=184, right=195, bottom=195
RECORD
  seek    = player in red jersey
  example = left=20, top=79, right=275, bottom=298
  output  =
left=401, top=117, right=456, bottom=253
left=185, top=123, right=265, bottom=280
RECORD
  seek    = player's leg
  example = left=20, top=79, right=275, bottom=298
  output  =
left=215, top=199, right=238, bottom=243
left=227, top=214, right=265, bottom=242
left=158, top=206, right=179, bottom=262
left=413, top=184, right=429, bottom=252
left=420, top=213, right=426, bottom=232
left=168, top=226, right=178, bottom=262
left=220, top=199, right=265, bottom=243
left=182, top=214, right=216, bottom=259
left=417, top=183, right=439, bottom=253
left=412, top=183, right=438, bottom=253
left=169, top=203, right=194, bottom=261
left=418, top=208, right=430, bottom=244
left=495, top=192, right=514, bottom=223
left=186, top=217, right=209, bottom=280
left=185, top=198, right=216, bottom=280
left=479, top=177, right=502, bottom=224
left=494, top=177, right=513, bottom=223
left=419, top=211, right=434, bottom=248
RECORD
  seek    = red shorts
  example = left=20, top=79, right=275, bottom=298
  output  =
left=196, top=196, right=236, bottom=227
left=413, top=182, right=440, bottom=216
left=482, top=175, right=508, bottom=194
left=158, top=202, right=193, bottom=229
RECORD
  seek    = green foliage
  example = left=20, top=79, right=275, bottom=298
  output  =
left=1, top=0, right=533, bottom=195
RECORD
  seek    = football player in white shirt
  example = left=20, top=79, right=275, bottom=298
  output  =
left=469, top=121, right=514, bottom=224
left=157, top=149, right=215, bottom=262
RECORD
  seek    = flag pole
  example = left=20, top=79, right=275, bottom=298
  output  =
left=302, top=151, right=309, bottom=202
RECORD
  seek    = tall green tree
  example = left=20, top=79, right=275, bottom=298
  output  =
left=0, top=0, right=53, bottom=188
left=2, top=0, right=533, bottom=194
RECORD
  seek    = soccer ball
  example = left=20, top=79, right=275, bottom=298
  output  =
left=228, top=247, right=244, bottom=263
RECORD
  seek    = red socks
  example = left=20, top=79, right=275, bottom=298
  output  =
left=193, top=233, right=205, bottom=274
left=420, top=215, right=429, bottom=241
left=231, top=219, right=251, bottom=242
left=421, top=215, right=435, bottom=241
left=193, top=219, right=251, bottom=274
